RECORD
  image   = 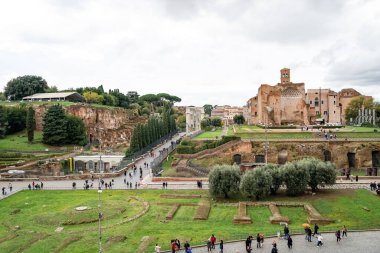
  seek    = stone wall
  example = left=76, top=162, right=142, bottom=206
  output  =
left=33, top=104, right=147, bottom=148
left=191, top=140, right=380, bottom=169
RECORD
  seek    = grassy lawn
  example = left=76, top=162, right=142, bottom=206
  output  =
left=236, top=132, right=380, bottom=139
left=0, top=189, right=379, bottom=252
left=343, top=126, right=380, bottom=132
left=0, top=131, right=71, bottom=152
left=161, top=155, right=178, bottom=177
left=193, top=129, right=223, bottom=140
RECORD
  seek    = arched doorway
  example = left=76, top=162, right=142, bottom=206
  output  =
left=372, top=151, right=380, bottom=167
left=278, top=149, right=288, bottom=165
left=233, top=154, right=242, bottom=165
left=75, top=160, right=86, bottom=171
left=347, top=152, right=356, bottom=168
left=323, top=150, right=332, bottom=161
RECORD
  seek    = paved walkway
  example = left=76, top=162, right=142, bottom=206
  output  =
left=189, top=231, right=380, bottom=253
left=0, top=133, right=185, bottom=199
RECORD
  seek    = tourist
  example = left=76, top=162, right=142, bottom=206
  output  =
left=256, top=233, right=261, bottom=248
left=41, top=182, right=43, bottom=189
left=287, top=235, right=293, bottom=249
left=184, top=241, right=190, bottom=251
left=246, top=236, right=252, bottom=252
left=313, top=224, right=319, bottom=236
left=219, top=239, right=224, bottom=253
left=171, top=240, right=177, bottom=253
left=135, top=182, right=137, bottom=189
left=207, top=239, right=212, bottom=252
left=1, top=187, right=5, bottom=196
left=176, top=239, right=181, bottom=250
left=271, top=244, right=278, bottom=253
left=8, top=183, right=12, bottom=192
left=28, top=184, right=31, bottom=190
left=210, top=234, right=216, bottom=249
left=124, top=178, right=126, bottom=184
left=32, top=181, right=35, bottom=190
left=187, top=247, right=192, bottom=253
left=162, top=182, right=165, bottom=189
left=284, top=225, right=289, bottom=239
left=317, top=234, right=323, bottom=247
left=336, top=230, right=341, bottom=242
left=307, top=227, right=312, bottom=242
left=259, top=233, right=264, bottom=247
left=155, top=243, right=161, bottom=253
left=342, top=225, right=348, bottom=237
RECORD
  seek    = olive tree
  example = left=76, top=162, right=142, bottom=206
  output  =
left=240, top=168, right=272, bottom=200
left=262, top=164, right=283, bottom=195
left=209, top=165, right=241, bottom=198
left=281, top=161, right=310, bottom=196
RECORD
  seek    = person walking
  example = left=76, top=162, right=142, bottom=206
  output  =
left=284, top=225, right=289, bottom=240
left=336, top=230, right=341, bottom=242
left=287, top=235, right=293, bottom=249
left=246, top=236, right=252, bottom=252
left=342, top=225, right=348, bottom=237
left=313, top=224, right=319, bottom=236
left=207, top=239, right=212, bottom=252
left=307, top=228, right=312, bottom=242
left=184, top=241, right=190, bottom=252
left=171, top=240, right=177, bottom=253
left=210, top=234, right=216, bottom=249
left=219, top=239, right=224, bottom=253
left=271, top=244, right=278, bottom=253
left=317, top=234, right=323, bottom=247
left=256, top=233, right=261, bottom=248
left=155, top=243, right=161, bottom=253
left=8, top=183, right=12, bottom=192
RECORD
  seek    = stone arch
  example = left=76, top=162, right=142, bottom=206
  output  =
left=278, top=149, right=288, bottom=165
left=323, top=150, right=331, bottom=162
left=347, top=152, right=356, bottom=168
left=372, top=151, right=380, bottom=167
left=233, top=154, right=242, bottom=165
left=88, top=160, right=94, bottom=171
left=255, top=154, right=265, bottom=163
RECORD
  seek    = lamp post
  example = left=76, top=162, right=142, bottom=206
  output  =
left=96, top=127, right=105, bottom=253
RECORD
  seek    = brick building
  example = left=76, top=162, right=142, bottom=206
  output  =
left=247, top=68, right=370, bottom=126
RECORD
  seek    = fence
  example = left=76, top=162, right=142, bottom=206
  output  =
left=150, top=142, right=178, bottom=176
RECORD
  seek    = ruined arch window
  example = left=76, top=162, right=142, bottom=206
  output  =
left=314, top=98, right=319, bottom=107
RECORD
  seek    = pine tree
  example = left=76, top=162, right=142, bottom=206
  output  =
left=66, top=115, right=87, bottom=145
left=42, top=104, right=68, bottom=145
left=0, top=105, right=7, bottom=138
left=26, top=106, right=35, bottom=143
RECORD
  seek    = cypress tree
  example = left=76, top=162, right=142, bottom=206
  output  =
left=26, top=106, right=35, bottom=143
left=42, top=104, right=68, bottom=145
left=0, top=105, right=7, bottom=138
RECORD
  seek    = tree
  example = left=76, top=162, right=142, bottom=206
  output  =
left=42, top=104, right=68, bottom=145
left=298, top=158, right=336, bottom=192
left=26, top=106, right=35, bottom=143
left=5, top=106, right=27, bottom=134
left=209, top=165, right=241, bottom=198
left=139, top=94, right=160, bottom=104
left=0, top=106, right=7, bottom=138
left=211, top=117, right=222, bottom=127
left=203, top=104, right=213, bottom=117
left=281, top=161, right=310, bottom=196
left=4, top=75, right=48, bottom=100
left=66, top=115, right=87, bottom=145
left=345, top=96, right=374, bottom=123
left=102, top=93, right=117, bottom=106
left=233, top=114, right=245, bottom=125
left=83, top=91, right=104, bottom=104
left=240, top=168, right=272, bottom=200
left=261, top=164, right=283, bottom=195
left=0, top=92, right=6, bottom=101
left=46, top=86, right=58, bottom=93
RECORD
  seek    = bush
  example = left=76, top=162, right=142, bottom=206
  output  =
left=261, top=164, right=282, bottom=195
left=176, top=145, right=196, bottom=154
left=281, top=162, right=310, bottom=196
left=0, top=152, right=22, bottom=158
left=209, top=165, right=241, bottom=198
left=240, top=168, right=272, bottom=200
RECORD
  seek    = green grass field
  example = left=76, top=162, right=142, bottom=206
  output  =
left=193, top=129, right=223, bottom=140
left=0, top=189, right=379, bottom=252
left=0, top=131, right=71, bottom=152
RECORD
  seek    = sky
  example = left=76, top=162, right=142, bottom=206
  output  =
left=0, top=0, right=379, bottom=106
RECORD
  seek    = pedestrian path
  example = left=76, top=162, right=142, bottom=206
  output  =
left=189, top=231, right=380, bottom=253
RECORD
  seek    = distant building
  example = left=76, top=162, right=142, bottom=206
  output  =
left=22, top=92, right=84, bottom=102
left=246, top=68, right=371, bottom=126
left=211, top=105, right=245, bottom=124
left=73, top=155, right=124, bottom=172
left=186, top=106, right=205, bottom=134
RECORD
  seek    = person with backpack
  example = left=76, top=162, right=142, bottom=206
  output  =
left=271, top=244, right=278, bottom=253
left=219, top=239, right=224, bottom=253
left=287, top=235, right=293, bottom=249
left=336, top=230, right=341, bottom=242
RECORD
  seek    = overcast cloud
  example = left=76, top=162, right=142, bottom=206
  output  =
left=0, top=0, right=379, bottom=106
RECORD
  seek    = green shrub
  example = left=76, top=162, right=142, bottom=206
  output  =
left=176, top=145, right=196, bottom=154
left=240, top=168, right=272, bottom=200
left=209, top=165, right=241, bottom=198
